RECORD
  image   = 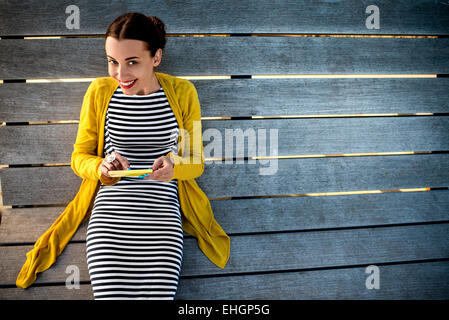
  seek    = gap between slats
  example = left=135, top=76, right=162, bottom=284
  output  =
left=3, top=218, right=449, bottom=247
left=0, top=73, right=442, bottom=84
left=2, top=111, right=449, bottom=126
left=1, top=255, right=449, bottom=289
left=0, top=34, right=442, bottom=39
left=1, top=185, right=448, bottom=209
left=2, top=150, right=449, bottom=166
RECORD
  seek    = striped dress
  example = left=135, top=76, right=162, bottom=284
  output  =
left=86, top=86, right=183, bottom=300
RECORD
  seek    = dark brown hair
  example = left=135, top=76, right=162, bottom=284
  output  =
left=105, top=12, right=167, bottom=57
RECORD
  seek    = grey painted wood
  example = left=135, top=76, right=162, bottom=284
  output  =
left=1, top=0, right=448, bottom=36
left=1, top=190, right=448, bottom=244
left=177, top=261, right=449, bottom=299
left=0, top=125, right=78, bottom=164
left=191, top=77, right=449, bottom=117
left=0, top=207, right=88, bottom=244
left=194, top=191, right=449, bottom=235
left=1, top=223, right=449, bottom=285
left=0, top=166, right=82, bottom=206
left=0, top=243, right=88, bottom=286
left=2, top=37, right=449, bottom=79
left=2, top=261, right=449, bottom=299
left=0, top=284, right=94, bottom=300
left=1, top=154, right=448, bottom=205
left=2, top=117, right=449, bottom=165
left=180, top=223, right=449, bottom=278
left=0, top=82, right=89, bottom=122
left=2, top=78, right=449, bottom=122
left=199, top=154, right=449, bottom=197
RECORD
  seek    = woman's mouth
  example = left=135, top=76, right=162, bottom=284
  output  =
left=120, top=79, right=137, bottom=89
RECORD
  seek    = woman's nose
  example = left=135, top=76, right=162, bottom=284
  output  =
left=117, top=64, right=129, bottom=80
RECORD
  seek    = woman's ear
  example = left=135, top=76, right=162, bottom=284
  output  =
left=153, top=48, right=163, bottom=67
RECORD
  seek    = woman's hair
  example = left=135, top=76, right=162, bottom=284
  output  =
left=105, top=12, right=167, bottom=57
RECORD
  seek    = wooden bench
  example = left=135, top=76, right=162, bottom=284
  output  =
left=1, top=1, right=449, bottom=299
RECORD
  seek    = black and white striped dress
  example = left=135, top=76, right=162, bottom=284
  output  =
left=86, top=86, right=183, bottom=300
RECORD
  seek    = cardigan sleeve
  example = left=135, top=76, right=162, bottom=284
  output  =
left=167, top=81, right=205, bottom=181
left=71, top=80, right=120, bottom=186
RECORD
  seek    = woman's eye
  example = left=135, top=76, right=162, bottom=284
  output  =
left=107, top=60, right=137, bottom=65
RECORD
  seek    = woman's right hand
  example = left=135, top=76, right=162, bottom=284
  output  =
left=100, top=151, right=130, bottom=178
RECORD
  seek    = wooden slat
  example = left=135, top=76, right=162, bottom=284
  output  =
left=0, top=284, right=94, bottom=300
left=193, top=77, right=449, bottom=116
left=2, top=261, right=449, bottom=299
left=1, top=0, right=448, bottom=36
left=0, top=82, right=89, bottom=122
left=1, top=167, right=81, bottom=206
left=1, top=190, right=449, bottom=244
left=2, top=261, right=448, bottom=299
left=0, top=125, right=77, bottom=164
left=0, top=243, right=87, bottom=286
left=2, top=78, right=449, bottom=122
left=1, top=154, right=449, bottom=206
left=0, top=207, right=88, bottom=244
left=2, top=117, right=449, bottom=165
left=1, top=223, right=449, bottom=285
left=200, top=154, right=449, bottom=197
left=180, top=223, right=449, bottom=277
left=1, top=37, right=449, bottom=79
left=177, top=261, right=449, bottom=299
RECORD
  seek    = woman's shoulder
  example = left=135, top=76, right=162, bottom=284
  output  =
left=83, top=77, right=119, bottom=100
left=89, top=77, right=119, bottom=90
left=156, top=72, right=196, bottom=93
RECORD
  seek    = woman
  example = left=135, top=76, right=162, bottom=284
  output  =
left=16, top=13, right=230, bottom=299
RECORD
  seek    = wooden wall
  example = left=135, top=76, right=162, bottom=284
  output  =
left=1, top=0, right=449, bottom=299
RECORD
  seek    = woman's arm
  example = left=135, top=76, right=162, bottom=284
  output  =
left=71, top=80, right=119, bottom=185
left=167, top=81, right=205, bottom=181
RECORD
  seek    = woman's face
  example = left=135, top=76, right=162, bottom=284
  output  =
left=105, top=37, right=162, bottom=95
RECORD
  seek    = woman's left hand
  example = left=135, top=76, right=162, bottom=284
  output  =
left=142, top=156, right=174, bottom=182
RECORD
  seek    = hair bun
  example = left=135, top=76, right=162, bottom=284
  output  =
left=148, top=16, right=166, bottom=35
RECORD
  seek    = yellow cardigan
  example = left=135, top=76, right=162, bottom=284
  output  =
left=16, top=72, right=230, bottom=289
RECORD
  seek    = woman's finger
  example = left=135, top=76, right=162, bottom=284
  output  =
left=144, top=158, right=173, bottom=182
left=105, top=152, right=126, bottom=171
left=102, top=153, right=121, bottom=175
left=103, top=161, right=113, bottom=171
left=100, top=162, right=112, bottom=177
left=106, top=160, right=117, bottom=171
left=152, top=157, right=164, bottom=171
left=112, top=159, right=122, bottom=170
left=114, top=152, right=130, bottom=170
